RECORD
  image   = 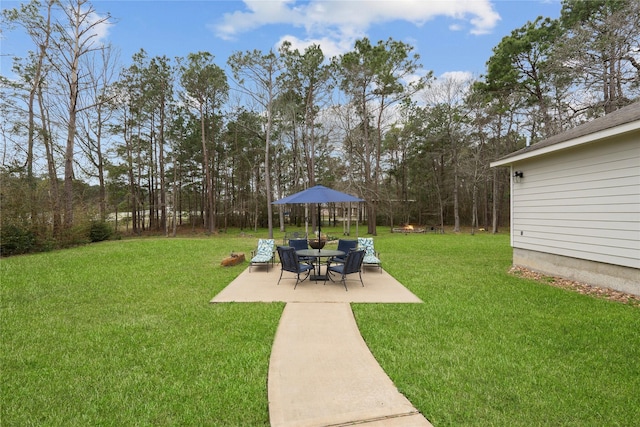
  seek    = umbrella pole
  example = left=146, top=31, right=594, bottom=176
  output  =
left=356, top=203, right=359, bottom=238
left=317, top=203, right=321, bottom=252
left=305, top=204, right=309, bottom=237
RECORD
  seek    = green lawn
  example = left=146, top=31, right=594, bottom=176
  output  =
left=2, top=230, right=638, bottom=426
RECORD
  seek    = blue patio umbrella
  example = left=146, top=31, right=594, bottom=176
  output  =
left=272, top=185, right=363, bottom=244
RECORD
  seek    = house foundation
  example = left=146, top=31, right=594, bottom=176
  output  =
left=513, top=248, right=639, bottom=297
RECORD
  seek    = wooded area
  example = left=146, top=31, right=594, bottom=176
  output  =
left=1, top=0, right=639, bottom=253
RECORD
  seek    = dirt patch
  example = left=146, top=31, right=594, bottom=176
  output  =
left=509, top=266, right=640, bottom=308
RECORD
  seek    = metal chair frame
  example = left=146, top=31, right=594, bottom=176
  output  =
left=324, top=249, right=365, bottom=291
left=277, top=246, right=314, bottom=289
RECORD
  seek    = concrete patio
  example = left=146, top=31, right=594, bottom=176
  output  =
left=210, top=264, right=423, bottom=303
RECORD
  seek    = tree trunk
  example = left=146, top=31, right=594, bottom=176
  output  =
left=453, top=163, right=460, bottom=232
left=38, top=86, right=61, bottom=237
left=492, top=168, right=500, bottom=234
left=159, top=100, right=166, bottom=233
left=171, top=156, right=178, bottom=237
left=200, top=108, right=214, bottom=233
left=265, top=82, right=274, bottom=239
left=95, top=107, right=106, bottom=221
left=64, top=59, right=79, bottom=229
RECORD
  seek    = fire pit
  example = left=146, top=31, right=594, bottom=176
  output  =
left=308, top=239, right=326, bottom=249
left=392, top=224, right=426, bottom=234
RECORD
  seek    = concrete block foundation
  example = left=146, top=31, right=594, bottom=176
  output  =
left=513, top=248, right=639, bottom=297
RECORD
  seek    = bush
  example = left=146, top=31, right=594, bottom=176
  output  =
left=0, top=225, right=36, bottom=256
left=88, top=221, right=113, bottom=242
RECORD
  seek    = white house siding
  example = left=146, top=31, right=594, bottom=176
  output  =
left=511, top=133, right=640, bottom=271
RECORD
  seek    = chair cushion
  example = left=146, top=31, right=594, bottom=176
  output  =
left=328, top=264, right=344, bottom=274
left=357, top=238, right=380, bottom=264
left=251, top=254, right=273, bottom=263
left=363, top=254, right=381, bottom=264
left=256, top=239, right=274, bottom=255
left=252, top=239, right=274, bottom=263
left=298, top=263, right=314, bottom=273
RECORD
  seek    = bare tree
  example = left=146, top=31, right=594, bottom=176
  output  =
left=2, top=0, right=56, bottom=227
left=421, top=75, right=475, bottom=232
left=556, top=0, right=640, bottom=114
left=49, top=0, right=111, bottom=229
left=77, top=44, right=119, bottom=220
left=228, top=49, right=284, bottom=238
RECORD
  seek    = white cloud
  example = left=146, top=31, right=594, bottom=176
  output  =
left=275, top=35, right=356, bottom=61
left=213, top=0, right=501, bottom=50
left=212, top=0, right=306, bottom=41
left=86, top=10, right=112, bottom=43
left=60, top=4, right=112, bottom=47
left=440, top=71, right=474, bottom=82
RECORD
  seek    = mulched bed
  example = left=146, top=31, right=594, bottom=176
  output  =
left=509, top=266, right=640, bottom=308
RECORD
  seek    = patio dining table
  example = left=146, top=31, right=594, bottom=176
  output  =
left=296, top=249, right=345, bottom=282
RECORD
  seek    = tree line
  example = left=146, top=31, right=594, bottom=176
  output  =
left=1, top=0, right=638, bottom=252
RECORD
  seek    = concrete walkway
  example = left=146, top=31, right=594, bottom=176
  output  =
left=210, top=266, right=432, bottom=426
left=268, top=303, right=432, bottom=427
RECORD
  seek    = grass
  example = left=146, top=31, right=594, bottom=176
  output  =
left=354, top=233, right=640, bottom=426
left=1, top=235, right=283, bottom=426
left=2, top=228, right=639, bottom=426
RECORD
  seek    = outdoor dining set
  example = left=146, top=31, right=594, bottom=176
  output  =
left=249, top=237, right=382, bottom=291
left=247, top=184, right=381, bottom=290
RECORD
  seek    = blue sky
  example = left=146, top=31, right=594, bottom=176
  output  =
left=1, top=0, right=562, bottom=81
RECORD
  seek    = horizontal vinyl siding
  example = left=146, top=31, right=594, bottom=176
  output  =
left=517, top=223, right=637, bottom=240
left=512, top=135, right=640, bottom=269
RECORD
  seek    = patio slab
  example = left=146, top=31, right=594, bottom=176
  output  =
left=209, top=264, right=423, bottom=303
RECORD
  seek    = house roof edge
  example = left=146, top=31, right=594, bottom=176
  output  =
left=491, top=102, right=640, bottom=167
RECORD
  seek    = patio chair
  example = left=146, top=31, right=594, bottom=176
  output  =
left=324, top=249, right=365, bottom=291
left=249, top=239, right=275, bottom=272
left=357, top=237, right=382, bottom=273
left=276, top=246, right=314, bottom=289
left=283, top=231, right=307, bottom=245
left=288, top=238, right=317, bottom=270
left=326, top=239, right=358, bottom=268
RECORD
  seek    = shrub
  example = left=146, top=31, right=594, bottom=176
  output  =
left=88, top=221, right=113, bottom=242
left=0, top=224, right=36, bottom=256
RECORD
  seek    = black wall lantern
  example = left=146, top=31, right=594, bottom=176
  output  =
left=513, top=170, right=524, bottom=182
